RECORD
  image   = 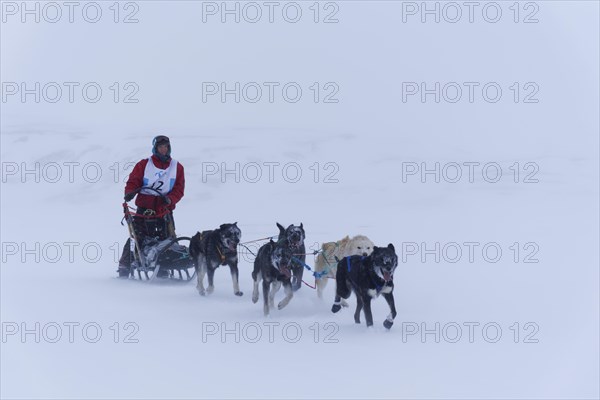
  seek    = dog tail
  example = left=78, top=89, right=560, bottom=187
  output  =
left=251, top=261, right=260, bottom=281
left=189, top=232, right=202, bottom=268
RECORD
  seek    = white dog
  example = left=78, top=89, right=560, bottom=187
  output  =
left=314, top=235, right=375, bottom=300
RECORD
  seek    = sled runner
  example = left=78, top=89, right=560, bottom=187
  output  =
left=121, top=187, right=196, bottom=282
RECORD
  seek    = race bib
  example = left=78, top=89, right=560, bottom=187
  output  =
left=140, top=158, right=178, bottom=195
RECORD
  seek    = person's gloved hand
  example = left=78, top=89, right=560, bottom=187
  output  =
left=163, top=196, right=172, bottom=205
left=124, top=192, right=136, bottom=202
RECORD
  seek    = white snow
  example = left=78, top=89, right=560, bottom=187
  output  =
left=1, top=2, right=599, bottom=399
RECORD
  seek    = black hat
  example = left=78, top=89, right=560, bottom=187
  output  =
left=152, top=135, right=171, bottom=160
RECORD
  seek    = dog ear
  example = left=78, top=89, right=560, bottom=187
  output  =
left=233, top=222, right=237, bottom=226
left=276, top=223, right=285, bottom=233
left=300, top=222, right=304, bottom=230
left=387, top=243, right=395, bottom=252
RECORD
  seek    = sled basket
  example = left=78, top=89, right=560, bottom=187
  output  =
left=142, top=237, right=194, bottom=271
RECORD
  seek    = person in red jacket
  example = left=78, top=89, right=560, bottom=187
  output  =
left=118, top=135, right=185, bottom=277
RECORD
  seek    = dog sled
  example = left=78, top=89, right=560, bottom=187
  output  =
left=121, top=187, right=196, bottom=282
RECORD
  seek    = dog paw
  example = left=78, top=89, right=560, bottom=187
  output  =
left=341, top=299, right=349, bottom=308
left=198, top=290, right=206, bottom=296
left=235, top=291, right=243, bottom=296
left=331, top=304, right=342, bottom=313
left=207, top=286, right=214, bottom=294
left=278, top=296, right=292, bottom=310
left=383, top=319, right=394, bottom=330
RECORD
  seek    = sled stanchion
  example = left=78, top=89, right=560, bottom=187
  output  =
left=148, top=236, right=196, bottom=283
left=121, top=188, right=197, bottom=284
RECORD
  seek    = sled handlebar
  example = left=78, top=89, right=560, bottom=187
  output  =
left=122, top=186, right=171, bottom=217
left=126, top=186, right=170, bottom=203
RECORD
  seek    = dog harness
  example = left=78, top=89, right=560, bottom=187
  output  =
left=197, top=231, right=228, bottom=265
left=215, top=244, right=228, bottom=264
left=321, top=241, right=341, bottom=267
left=141, top=158, right=178, bottom=196
left=346, top=255, right=367, bottom=272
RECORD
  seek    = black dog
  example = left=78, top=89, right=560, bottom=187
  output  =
left=189, top=222, right=242, bottom=296
left=332, top=244, right=398, bottom=329
left=251, top=239, right=294, bottom=316
left=276, top=222, right=306, bottom=291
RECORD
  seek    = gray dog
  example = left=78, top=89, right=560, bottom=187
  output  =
left=189, top=223, right=242, bottom=296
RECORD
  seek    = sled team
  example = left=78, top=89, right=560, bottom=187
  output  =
left=118, top=136, right=398, bottom=330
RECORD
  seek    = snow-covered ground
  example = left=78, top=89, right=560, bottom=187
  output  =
left=1, top=2, right=599, bottom=399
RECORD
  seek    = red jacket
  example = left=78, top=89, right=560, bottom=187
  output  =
left=125, top=155, right=185, bottom=211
